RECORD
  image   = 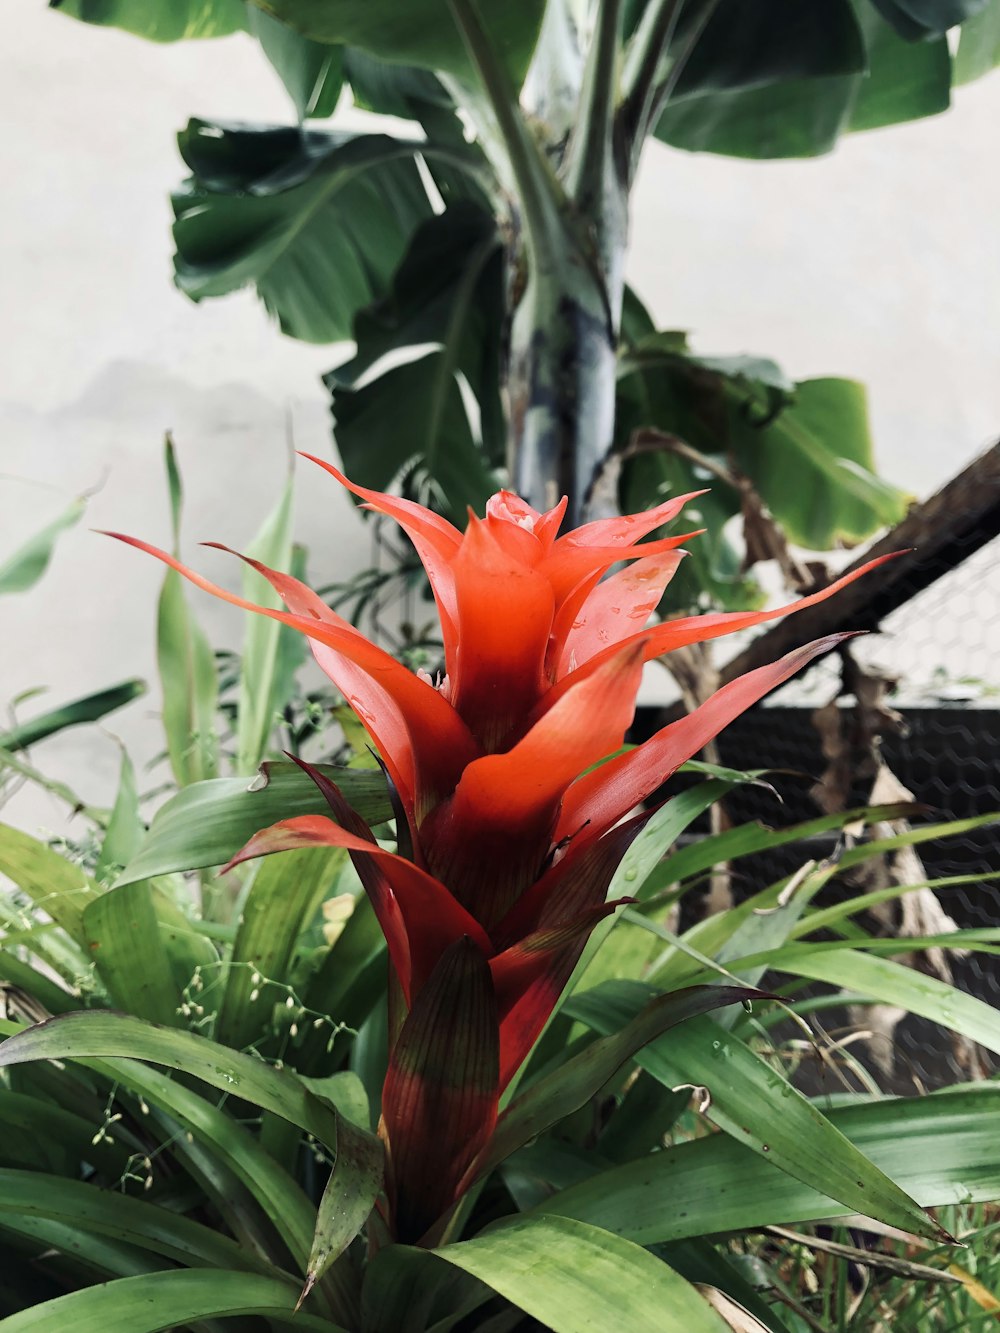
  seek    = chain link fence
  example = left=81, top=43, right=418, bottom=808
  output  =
left=674, top=468, right=1000, bottom=1094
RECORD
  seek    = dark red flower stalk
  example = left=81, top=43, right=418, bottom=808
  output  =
left=107, top=461, right=897, bottom=1241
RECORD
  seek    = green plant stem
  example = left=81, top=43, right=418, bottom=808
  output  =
left=623, top=0, right=721, bottom=180
left=447, top=0, right=566, bottom=264
left=564, top=0, right=625, bottom=216
left=622, top=0, right=683, bottom=165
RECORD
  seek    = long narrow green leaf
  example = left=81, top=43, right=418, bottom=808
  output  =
left=0, top=496, right=85, bottom=595
left=0, top=823, right=99, bottom=946
left=117, top=763, right=391, bottom=884
left=0, top=1214, right=165, bottom=1283
left=157, top=437, right=219, bottom=786
left=306, top=1112, right=383, bottom=1294
left=94, top=751, right=143, bottom=884
left=0, top=1269, right=342, bottom=1333
left=435, top=1216, right=729, bottom=1333
left=236, top=473, right=295, bottom=774
left=0, top=1012, right=346, bottom=1149
left=647, top=803, right=920, bottom=895
left=566, top=982, right=945, bottom=1241
left=297, top=892, right=386, bottom=1072
left=157, top=570, right=219, bottom=787
left=0, top=1018, right=314, bottom=1278
left=216, top=846, right=346, bottom=1050
left=0, top=1169, right=274, bottom=1274
left=575, top=779, right=755, bottom=994
left=362, top=1243, right=485, bottom=1333
left=763, top=945, right=1000, bottom=1054
left=0, top=1090, right=129, bottom=1177
left=651, top=815, right=1000, bottom=986
left=479, top=986, right=759, bottom=1183
left=536, top=1086, right=1000, bottom=1242
left=81, top=883, right=183, bottom=1026
left=0, top=680, right=146, bottom=753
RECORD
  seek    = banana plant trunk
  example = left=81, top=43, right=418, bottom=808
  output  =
left=507, top=226, right=626, bottom=527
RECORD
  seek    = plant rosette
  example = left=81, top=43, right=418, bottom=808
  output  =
left=107, top=458, right=895, bottom=1243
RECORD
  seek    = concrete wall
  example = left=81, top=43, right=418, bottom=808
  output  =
left=2, top=8, right=998, bottom=838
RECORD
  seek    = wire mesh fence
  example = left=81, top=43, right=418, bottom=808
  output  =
left=678, top=513, right=1000, bottom=1094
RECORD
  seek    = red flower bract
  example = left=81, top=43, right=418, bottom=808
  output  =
left=107, top=459, right=897, bottom=1242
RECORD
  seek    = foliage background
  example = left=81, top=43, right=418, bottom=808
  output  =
left=3, top=4, right=1000, bottom=836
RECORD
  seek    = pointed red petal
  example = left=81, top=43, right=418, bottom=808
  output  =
left=381, top=937, right=499, bottom=1243
left=105, top=533, right=478, bottom=816
left=221, top=815, right=491, bottom=1003
left=489, top=811, right=654, bottom=1088
left=558, top=489, right=707, bottom=550
left=551, top=552, right=904, bottom=704
left=557, top=550, right=687, bottom=675
left=492, top=807, right=650, bottom=949
left=557, top=632, right=860, bottom=841
left=300, top=453, right=463, bottom=669
left=204, top=542, right=416, bottom=815
left=540, top=526, right=703, bottom=610
left=419, top=643, right=646, bottom=928
left=484, top=491, right=568, bottom=552
left=448, top=515, right=555, bottom=751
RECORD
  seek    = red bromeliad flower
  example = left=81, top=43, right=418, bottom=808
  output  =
left=108, top=459, right=896, bottom=1241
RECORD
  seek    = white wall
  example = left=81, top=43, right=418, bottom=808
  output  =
left=2, top=7, right=998, bottom=838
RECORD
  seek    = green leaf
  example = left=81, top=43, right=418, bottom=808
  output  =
left=435, top=1215, right=730, bottom=1333
left=648, top=802, right=918, bottom=896
left=0, top=1017, right=321, bottom=1285
left=954, top=0, right=1000, bottom=81
left=329, top=352, right=499, bottom=526
left=619, top=337, right=907, bottom=555
left=653, top=1, right=952, bottom=159
left=116, top=761, right=391, bottom=884
left=763, top=945, right=1000, bottom=1054
left=666, top=0, right=865, bottom=97
left=94, top=750, right=143, bottom=884
left=653, top=814, right=1000, bottom=985
left=0, top=1213, right=164, bottom=1283
left=216, top=846, right=347, bottom=1050
left=296, top=892, right=387, bottom=1071
left=847, top=5, right=951, bottom=132
left=0, top=680, right=145, bottom=753
left=0, top=823, right=100, bottom=947
left=51, top=0, right=247, bottom=41
left=0, top=496, right=86, bottom=595
left=656, top=5, right=951, bottom=158
left=343, top=46, right=452, bottom=120
left=738, top=376, right=908, bottom=546
left=327, top=200, right=505, bottom=518
left=247, top=0, right=545, bottom=83
left=481, top=986, right=760, bottom=1181
left=0, top=1091, right=129, bottom=1176
left=656, top=76, right=857, bottom=159
left=576, top=778, right=762, bottom=993
left=537, top=1085, right=1000, bottom=1242
left=0, top=1168, right=273, bottom=1274
left=566, top=981, right=944, bottom=1241
left=236, top=471, right=295, bottom=774
left=157, top=441, right=219, bottom=789
left=248, top=9, right=344, bottom=119
left=172, top=120, right=441, bottom=344
left=361, top=1244, right=497, bottom=1333
left=306, top=1112, right=383, bottom=1293
left=82, top=883, right=183, bottom=1026
left=0, top=1011, right=367, bottom=1154
left=0, top=1269, right=340, bottom=1333
left=868, top=0, right=988, bottom=41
